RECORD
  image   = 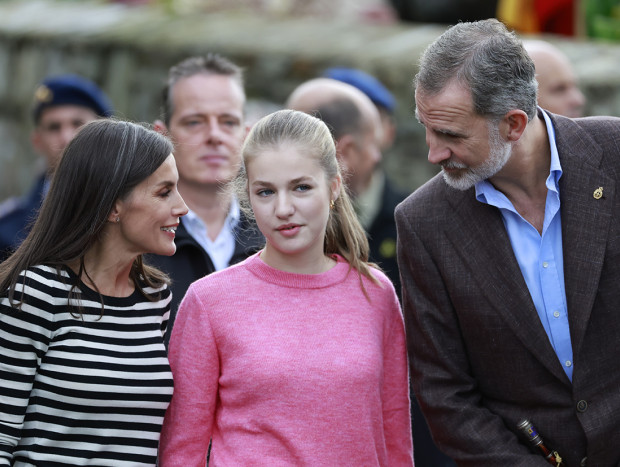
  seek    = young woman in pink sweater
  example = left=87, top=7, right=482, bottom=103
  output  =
left=159, top=109, right=414, bottom=466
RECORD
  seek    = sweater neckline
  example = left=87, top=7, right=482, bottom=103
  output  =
left=246, top=252, right=352, bottom=289
left=60, top=265, right=142, bottom=306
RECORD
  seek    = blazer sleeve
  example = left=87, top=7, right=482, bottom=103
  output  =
left=395, top=206, right=548, bottom=467
left=159, top=284, right=218, bottom=467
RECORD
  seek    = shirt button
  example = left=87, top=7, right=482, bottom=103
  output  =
left=553, top=311, right=560, bottom=318
left=577, top=400, right=588, bottom=412
left=542, top=261, right=549, bottom=268
left=565, top=360, right=572, bottom=367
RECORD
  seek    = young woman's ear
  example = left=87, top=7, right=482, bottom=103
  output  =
left=331, top=174, right=342, bottom=203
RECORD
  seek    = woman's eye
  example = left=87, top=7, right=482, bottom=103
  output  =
left=257, top=189, right=273, bottom=197
left=296, top=184, right=311, bottom=192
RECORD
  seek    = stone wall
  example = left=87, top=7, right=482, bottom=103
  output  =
left=2, top=0, right=620, bottom=201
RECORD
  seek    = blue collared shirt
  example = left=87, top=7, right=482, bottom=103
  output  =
left=183, top=198, right=241, bottom=272
left=475, top=109, right=573, bottom=381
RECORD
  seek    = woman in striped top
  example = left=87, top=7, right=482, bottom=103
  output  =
left=0, top=119, right=188, bottom=466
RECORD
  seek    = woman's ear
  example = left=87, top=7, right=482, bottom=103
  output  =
left=331, top=174, right=342, bottom=202
left=107, top=203, right=121, bottom=224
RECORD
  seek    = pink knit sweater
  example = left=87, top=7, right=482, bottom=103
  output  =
left=159, top=253, right=413, bottom=466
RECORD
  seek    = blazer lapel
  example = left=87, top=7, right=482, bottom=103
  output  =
left=554, top=116, right=615, bottom=356
left=444, top=191, right=569, bottom=383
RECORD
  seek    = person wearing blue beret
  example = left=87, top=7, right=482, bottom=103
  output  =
left=324, top=67, right=397, bottom=152
left=0, top=74, right=113, bottom=263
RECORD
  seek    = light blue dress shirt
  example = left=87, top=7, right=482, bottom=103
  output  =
left=475, top=109, right=573, bottom=381
left=183, top=198, right=241, bottom=272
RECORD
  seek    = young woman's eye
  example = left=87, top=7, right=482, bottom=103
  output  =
left=257, top=189, right=273, bottom=197
left=296, top=184, right=311, bottom=192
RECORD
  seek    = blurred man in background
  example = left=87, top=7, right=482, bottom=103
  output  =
left=150, top=54, right=263, bottom=347
left=524, top=39, right=586, bottom=118
left=0, top=74, right=113, bottom=262
left=318, top=68, right=406, bottom=296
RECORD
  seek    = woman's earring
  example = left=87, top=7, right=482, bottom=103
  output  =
left=330, top=200, right=335, bottom=210
left=116, top=217, right=120, bottom=223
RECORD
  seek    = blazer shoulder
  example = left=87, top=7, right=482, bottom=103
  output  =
left=554, top=114, right=620, bottom=151
left=553, top=114, right=620, bottom=173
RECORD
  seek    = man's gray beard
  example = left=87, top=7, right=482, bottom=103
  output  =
left=442, top=121, right=512, bottom=191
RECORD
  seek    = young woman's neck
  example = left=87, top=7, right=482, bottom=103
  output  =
left=260, top=247, right=336, bottom=275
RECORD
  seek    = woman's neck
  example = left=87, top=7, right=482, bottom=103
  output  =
left=259, top=247, right=336, bottom=275
left=70, top=242, right=136, bottom=298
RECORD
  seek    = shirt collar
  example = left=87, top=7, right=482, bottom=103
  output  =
left=183, top=196, right=241, bottom=233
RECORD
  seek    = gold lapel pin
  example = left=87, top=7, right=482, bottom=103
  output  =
left=593, top=187, right=604, bottom=199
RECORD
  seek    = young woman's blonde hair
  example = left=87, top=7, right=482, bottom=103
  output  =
left=233, top=109, right=380, bottom=291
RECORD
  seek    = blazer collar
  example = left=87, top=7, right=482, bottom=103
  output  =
left=441, top=113, right=613, bottom=384
left=551, top=113, right=615, bottom=356
left=445, top=189, right=569, bottom=383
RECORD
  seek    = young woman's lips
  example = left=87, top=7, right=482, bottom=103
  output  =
left=276, top=224, right=301, bottom=237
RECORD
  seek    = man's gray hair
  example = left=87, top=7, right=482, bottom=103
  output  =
left=415, top=19, right=538, bottom=121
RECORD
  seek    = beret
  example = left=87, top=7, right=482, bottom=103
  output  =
left=324, top=67, right=395, bottom=113
left=32, top=74, right=113, bottom=123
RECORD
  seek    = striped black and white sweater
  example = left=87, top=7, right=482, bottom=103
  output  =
left=0, top=265, right=173, bottom=466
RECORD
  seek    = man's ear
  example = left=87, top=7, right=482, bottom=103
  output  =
left=502, top=110, right=529, bottom=143
left=153, top=120, right=168, bottom=136
left=335, top=134, right=356, bottom=171
left=241, top=123, right=251, bottom=141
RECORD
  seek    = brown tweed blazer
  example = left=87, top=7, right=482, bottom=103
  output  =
left=395, top=112, right=620, bottom=467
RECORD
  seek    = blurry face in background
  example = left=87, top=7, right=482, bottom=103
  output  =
left=32, top=105, right=99, bottom=172
left=535, top=57, right=585, bottom=118
left=525, top=42, right=586, bottom=118
left=164, top=73, right=247, bottom=189
left=377, top=107, right=397, bottom=151
left=346, top=121, right=382, bottom=196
